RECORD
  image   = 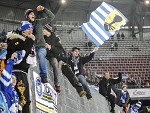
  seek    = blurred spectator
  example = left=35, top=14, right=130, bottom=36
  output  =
left=116, top=32, right=120, bottom=40
left=114, top=42, right=118, bottom=51
left=85, top=41, right=92, bottom=50
left=127, top=77, right=137, bottom=88
left=136, top=77, right=144, bottom=88
left=88, top=41, right=92, bottom=47
left=132, top=34, right=136, bottom=39
left=121, top=32, right=125, bottom=40
left=144, top=82, right=150, bottom=88
left=0, top=29, right=7, bottom=37
left=131, top=45, right=134, bottom=51
left=110, top=42, right=114, bottom=51
left=0, top=36, right=7, bottom=43
left=130, top=45, right=140, bottom=51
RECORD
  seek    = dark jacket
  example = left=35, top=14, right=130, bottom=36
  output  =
left=33, top=8, right=55, bottom=48
left=6, top=31, right=34, bottom=72
left=60, top=52, right=94, bottom=76
left=44, top=32, right=65, bottom=59
left=99, top=73, right=122, bottom=98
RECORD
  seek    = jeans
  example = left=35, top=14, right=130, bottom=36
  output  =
left=77, top=74, right=90, bottom=94
left=49, top=58, right=61, bottom=85
left=0, top=92, right=10, bottom=113
left=36, top=47, right=47, bottom=77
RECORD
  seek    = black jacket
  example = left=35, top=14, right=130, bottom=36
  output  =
left=60, top=52, right=94, bottom=76
left=44, top=32, right=65, bottom=59
left=6, top=31, right=34, bottom=72
left=117, top=90, right=130, bottom=107
left=99, top=73, right=122, bottom=98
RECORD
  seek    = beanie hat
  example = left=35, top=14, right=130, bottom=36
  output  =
left=135, top=101, right=142, bottom=108
left=20, top=21, right=33, bottom=31
left=12, top=72, right=16, bottom=77
left=24, top=9, right=34, bottom=20
left=43, top=24, right=52, bottom=32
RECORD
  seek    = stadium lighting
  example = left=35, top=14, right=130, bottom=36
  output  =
left=61, top=0, right=66, bottom=4
left=145, top=0, right=150, bottom=5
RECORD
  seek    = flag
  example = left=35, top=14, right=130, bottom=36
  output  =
left=0, top=50, right=7, bottom=59
left=81, top=2, right=128, bottom=46
left=33, top=71, right=57, bottom=113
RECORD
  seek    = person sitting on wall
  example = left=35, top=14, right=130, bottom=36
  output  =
left=43, top=24, right=86, bottom=97
left=99, top=71, right=122, bottom=113
left=59, top=46, right=99, bottom=99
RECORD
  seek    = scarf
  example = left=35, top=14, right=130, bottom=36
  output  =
left=13, top=50, right=26, bottom=65
left=72, top=57, right=79, bottom=75
left=121, top=90, right=127, bottom=103
left=130, top=105, right=138, bottom=113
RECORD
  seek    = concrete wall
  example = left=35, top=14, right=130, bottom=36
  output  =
left=53, top=71, right=123, bottom=113
left=29, top=65, right=123, bottom=113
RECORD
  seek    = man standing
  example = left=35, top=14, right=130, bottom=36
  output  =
left=99, top=71, right=122, bottom=113
left=24, top=5, right=55, bottom=83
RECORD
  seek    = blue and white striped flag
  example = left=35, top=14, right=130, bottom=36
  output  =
left=81, top=2, right=128, bottom=46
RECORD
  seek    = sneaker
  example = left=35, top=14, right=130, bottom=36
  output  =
left=41, top=77, right=48, bottom=83
left=86, top=93, right=92, bottom=99
left=55, top=84, right=61, bottom=93
left=78, top=91, right=86, bottom=97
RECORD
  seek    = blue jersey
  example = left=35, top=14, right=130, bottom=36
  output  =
left=129, top=105, right=138, bottom=113
left=0, top=58, right=20, bottom=113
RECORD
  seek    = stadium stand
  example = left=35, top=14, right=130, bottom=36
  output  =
left=58, top=28, right=150, bottom=83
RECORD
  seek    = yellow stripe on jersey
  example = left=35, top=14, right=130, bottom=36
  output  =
left=36, top=102, right=55, bottom=113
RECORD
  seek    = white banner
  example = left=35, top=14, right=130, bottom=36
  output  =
left=127, top=88, right=150, bottom=98
left=33, top=71, right=57, bottom=113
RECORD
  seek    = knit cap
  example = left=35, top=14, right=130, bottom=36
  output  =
left=43, top=24, right=52, bottom=32
left=20, top=21, right=33, bottom=31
